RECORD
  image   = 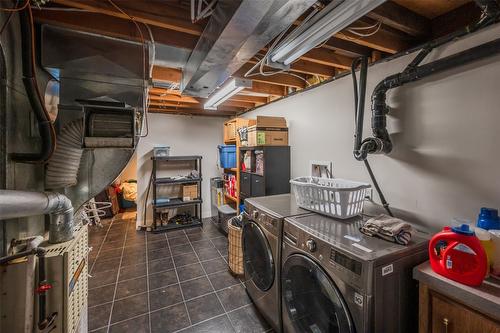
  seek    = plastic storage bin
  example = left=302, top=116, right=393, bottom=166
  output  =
left=218, top=145, right=236, bottom=168
left=153, top=145, right=170, bottom=158
left=290, top=177, right=370, bottom=219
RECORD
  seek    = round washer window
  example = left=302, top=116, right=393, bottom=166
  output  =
left=282, top=254, right=355, bottom=333
left=242, top=221, right=274, bottom=291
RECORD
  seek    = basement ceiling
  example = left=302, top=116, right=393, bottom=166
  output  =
left=33, top=0, right=483, bottom=117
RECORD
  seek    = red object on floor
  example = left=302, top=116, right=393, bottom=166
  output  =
left=429, top=224, right=488, bottom=286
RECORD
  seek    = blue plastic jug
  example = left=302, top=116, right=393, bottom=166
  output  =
left=477, top=207, right=500, bottom=230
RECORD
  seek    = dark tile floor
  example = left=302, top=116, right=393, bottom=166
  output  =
left=87, top=213, right=272, bottom=333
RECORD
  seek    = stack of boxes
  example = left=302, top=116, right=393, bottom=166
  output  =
left=247, top=116, right=288, bottom=146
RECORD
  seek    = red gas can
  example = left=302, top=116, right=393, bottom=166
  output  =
left=429, top=224, right=488, bottom=286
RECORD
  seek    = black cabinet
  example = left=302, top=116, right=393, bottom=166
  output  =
left=241, top=172, right=251, bottom=197
left=240, top=146, right=290, bottom=200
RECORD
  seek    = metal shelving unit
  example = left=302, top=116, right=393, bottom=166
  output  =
left=151, top=155, right=203, bottom=232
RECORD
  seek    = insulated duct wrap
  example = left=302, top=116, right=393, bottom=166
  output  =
left=45, top=120, right=83, bottom=189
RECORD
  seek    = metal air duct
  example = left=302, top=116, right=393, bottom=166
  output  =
left=181, top=0, right=316, bottom=97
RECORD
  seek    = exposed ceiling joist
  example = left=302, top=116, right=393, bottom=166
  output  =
left=243, top=82, right=285, bottom=97
left=367, top=1, right=430, bottom=37
left=33, top=9, right=198, bottom=50
left=148, top=94, right=199, bottom=104
left=323, top=37, right=373, bottom=57
left=149, top=101, right=242, bottom=113
left=230, top=95, right=267, bottom=105
left=149, top=108, right=234, bottom=117
left=431, top=2, right=481, bottom=38
left=300, top=48, right=353, bottom=70
left=336, top=19, right=411, bottom=54
left=152, top=66, right=182, bottom=83
left=51, top=0, right=203, bottom=36
left=235, top=64, right=306, bottom=89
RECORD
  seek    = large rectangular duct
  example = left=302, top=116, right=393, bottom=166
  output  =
left=181, top=0, right=316, bottom=97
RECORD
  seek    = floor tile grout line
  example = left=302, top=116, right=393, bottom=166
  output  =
left=91, top=300, right=261, bottom=333
left=165, top=229, right=193, bottom=327
left=105, top=216, right=130, bottom=333
left=170, top=313, right=229, bottom=333
left=207, top=227, right=244, bottom=332
left=145, top=229, right=153, bottom=333
left=89, top=275, right=242, bottom=309
left=185, top=232, right=238, bottom=332
left=89, top=217, right=114, bottom=274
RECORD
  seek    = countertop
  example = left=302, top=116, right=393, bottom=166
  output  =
left=413, top=261, right=500, bottom=320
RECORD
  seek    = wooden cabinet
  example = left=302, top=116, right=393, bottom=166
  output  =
left=419, top=284, right=500, bottom=333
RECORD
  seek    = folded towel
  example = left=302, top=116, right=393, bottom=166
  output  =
left=360, top=214, right=415, bottom=245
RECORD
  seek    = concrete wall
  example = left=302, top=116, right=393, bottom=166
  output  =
left=243, top=23, right=500, bottom=232
left=136, top=113, right=225, bottom=227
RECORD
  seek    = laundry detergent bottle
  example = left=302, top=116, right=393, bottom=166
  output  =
left=429, top=224, right=488, bottom=286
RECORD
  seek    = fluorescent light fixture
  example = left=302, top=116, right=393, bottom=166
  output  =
left=270, top=0, right=387, bottom=66
left=204, top=78, right=252, bottom=110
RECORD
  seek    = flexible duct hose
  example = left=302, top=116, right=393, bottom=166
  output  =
left=45, top=120, right=84, bottom=189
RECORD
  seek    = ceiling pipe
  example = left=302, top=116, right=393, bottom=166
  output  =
left=0, top=190, right=74, bottom=244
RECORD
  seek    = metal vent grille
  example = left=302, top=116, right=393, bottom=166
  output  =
left=66, top=227, right=88, bottom=333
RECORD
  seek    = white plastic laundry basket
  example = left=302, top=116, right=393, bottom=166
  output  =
left=290, top=177, right=371, bottom=219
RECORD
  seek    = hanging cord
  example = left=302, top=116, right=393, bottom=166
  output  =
left=351, top=57, right=393, bottom=217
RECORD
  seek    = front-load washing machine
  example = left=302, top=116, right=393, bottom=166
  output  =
left=281, top=213, right=429, bottom=333
left=242, top=194, right=312, bottom=332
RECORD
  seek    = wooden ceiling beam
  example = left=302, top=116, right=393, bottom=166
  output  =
left=149, top=101, right=243, bottom=113
left=323, top=37, right=373, bottom=57
left=248, top=56, right=335, bottom=78
left=300, top=48, right=353, bottom=69
left=149, top=108, right=234, bottom=117
left=366, top=1, right=431, bottom=37
left=152, top=66, right=182, bottom=83
left=148, top=94, right=199, bottom=104
left=230, top=94, right=268, bottom=105
left=243, top=82, right=285, bottom=97
left=50, top=0, right=203, bottom=36
left=431, top=2, right=481, bottom=38
left=336, top=18, right=412, bottom=54
left=219, top=100, right=256, bottom=109
left=235, top=64, right=306, bottom=89
left=33, top=9, right=198, bottom=50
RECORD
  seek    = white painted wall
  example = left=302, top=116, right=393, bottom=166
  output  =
left=119, top=152, right=137, bottom=182
left=136, top=113, right=225, bottom=227
left=244, top=23, right=500, bottom=232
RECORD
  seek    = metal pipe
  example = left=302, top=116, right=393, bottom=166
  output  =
left=0, top=190, right=74, bottom=243
left=356, top=37, right=500, bottom=160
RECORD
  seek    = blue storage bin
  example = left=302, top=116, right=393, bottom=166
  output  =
left=218, top=145, right=236, bottom=168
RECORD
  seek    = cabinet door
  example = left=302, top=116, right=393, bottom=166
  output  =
left=431, top=293, right=500, bottom=333
left=251, top=174, right=265, bottom=197
left=240, top=172, right=251, bottom=197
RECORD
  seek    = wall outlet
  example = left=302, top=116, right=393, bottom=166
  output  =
left=310, top=160, right=333, bottom=178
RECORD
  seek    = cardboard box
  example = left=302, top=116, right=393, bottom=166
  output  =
left=249, top=116, right=287, bottom=128
left=182, top=184, right=198, bottom=201
left=248, top=125, right=288, bottom=146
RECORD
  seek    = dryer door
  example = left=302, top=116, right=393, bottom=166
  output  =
left=282, top=254, right=355, bottom=333
left=242, top=221, right=275, bottom=291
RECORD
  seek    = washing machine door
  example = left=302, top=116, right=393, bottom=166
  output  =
left=242, top=221, right=275, bottom=291
left=282, top=254, right=355, bottom=333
